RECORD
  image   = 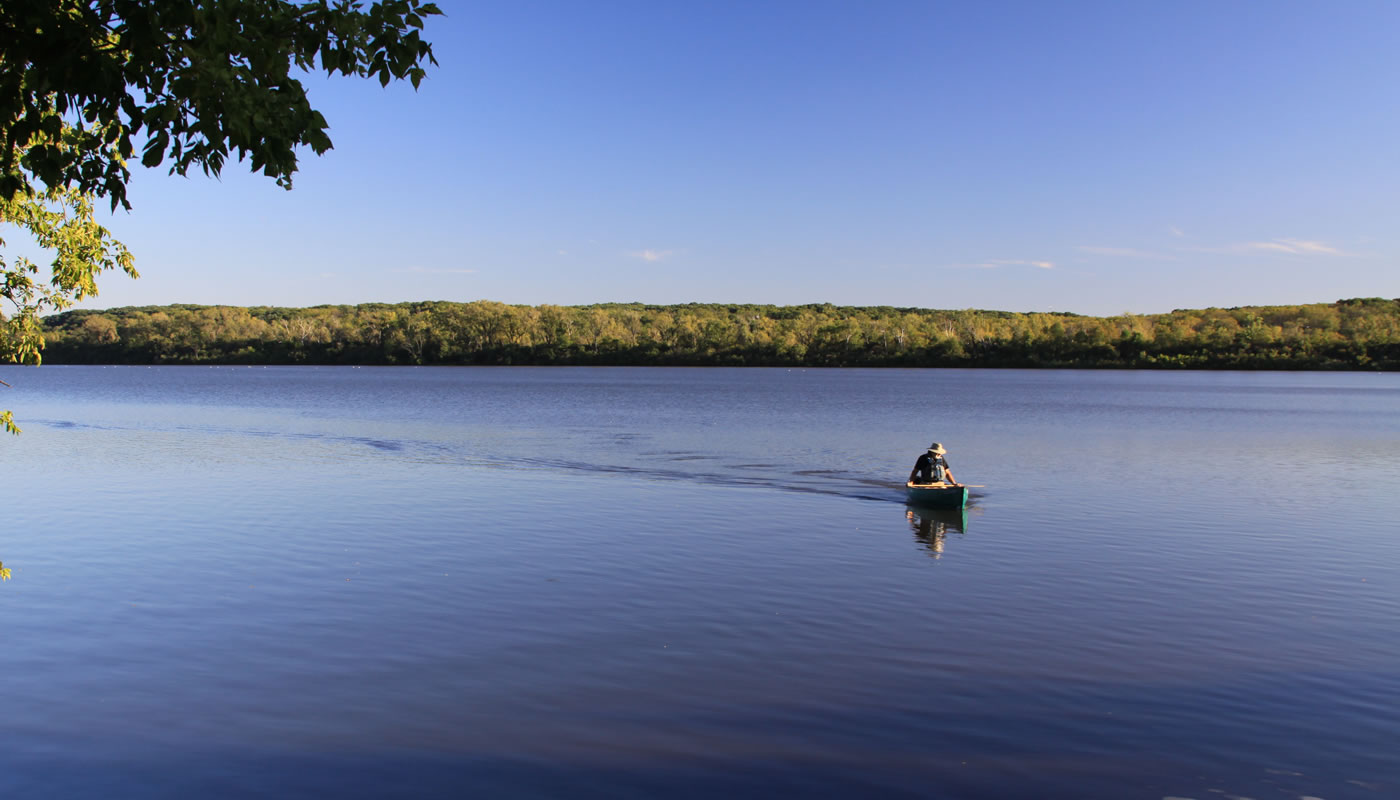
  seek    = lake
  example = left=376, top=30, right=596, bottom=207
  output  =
left=3, top=366, right=1398, bottom=799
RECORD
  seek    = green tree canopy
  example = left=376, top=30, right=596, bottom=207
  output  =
left=2, top=171, right=136, bottom=434
left=2, top=0, right=442, bottom=434
left=2, top=0, right=442, bottom=209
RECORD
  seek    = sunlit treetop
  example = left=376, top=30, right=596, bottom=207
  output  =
left=0, top=0, right=442, bottom=209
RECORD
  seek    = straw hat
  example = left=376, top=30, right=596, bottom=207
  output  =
left=927, top=442, right=947, bottom=455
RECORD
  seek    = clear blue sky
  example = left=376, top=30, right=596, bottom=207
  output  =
left=84, top=0, right=1400, bottom=315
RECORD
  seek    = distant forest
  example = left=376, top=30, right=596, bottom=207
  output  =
left=37, top=298, right=1400, bottom=369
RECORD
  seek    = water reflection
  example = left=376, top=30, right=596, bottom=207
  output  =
left=1, top=560, right=10, bottom=581
left=905, top=507, right=967, bottom=559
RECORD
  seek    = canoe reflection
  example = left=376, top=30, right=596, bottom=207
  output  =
left=905, top=507, right=968, bottom=559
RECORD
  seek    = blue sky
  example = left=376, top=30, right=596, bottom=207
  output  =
left=77, top=0, right=1400, bottom=315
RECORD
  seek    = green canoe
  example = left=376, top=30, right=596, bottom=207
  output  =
left=905, top=481, right=969, bottom=508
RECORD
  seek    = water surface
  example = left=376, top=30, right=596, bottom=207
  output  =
left=3, top=366, right=1398, bottom=799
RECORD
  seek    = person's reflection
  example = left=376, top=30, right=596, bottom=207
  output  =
left=906, top=507, right=967, bottom=559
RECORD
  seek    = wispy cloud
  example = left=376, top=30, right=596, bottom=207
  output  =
left=1169, top=225, right=1185, bottom=238
left=395, top=266, right=478, bottom=275
left=1077, top=246, right=1175, bottom=260
left=988, top=259, right=1055, bottom=269
left=630, top=249, right=674, bottom=263
left=1274, top=239, right=1340, bottom=254
left=1244, top=241, right=1301, bottom=253
left=1183, top=238, right=1347, bottom=256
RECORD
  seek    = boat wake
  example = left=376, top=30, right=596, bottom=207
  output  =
left=32, top=417, right=929, bottom=504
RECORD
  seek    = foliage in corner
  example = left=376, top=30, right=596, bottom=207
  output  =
left=2, top=170, right=137, bottom=433
left=1, top=0, right=441, bottom=432
left=1, top=0, right=443, bottom=210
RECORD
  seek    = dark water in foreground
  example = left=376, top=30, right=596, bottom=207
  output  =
left=3, top=366, right=1398, bottom=799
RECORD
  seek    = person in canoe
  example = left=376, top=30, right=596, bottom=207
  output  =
left=908, top=442, right=956, bottom=485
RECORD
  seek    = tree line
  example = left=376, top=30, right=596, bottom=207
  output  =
left=36, top=297, right=1400, bottom=369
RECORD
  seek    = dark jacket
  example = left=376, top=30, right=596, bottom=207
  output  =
left=910, top=452, right=950, bottom=484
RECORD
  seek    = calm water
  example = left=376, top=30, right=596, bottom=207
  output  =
left=3, top=366, right=1398, bottom=799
